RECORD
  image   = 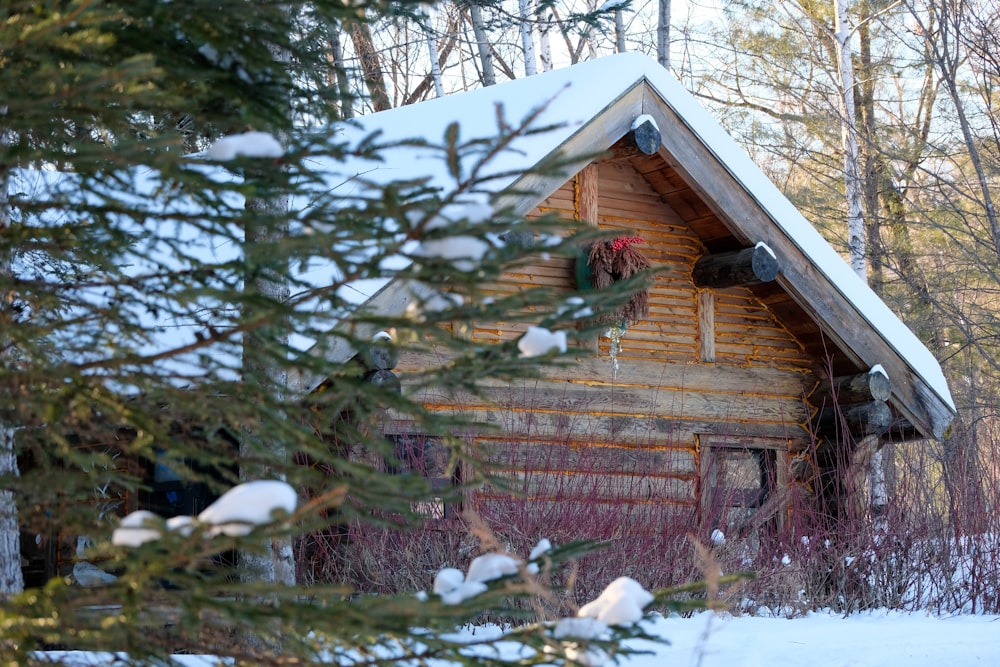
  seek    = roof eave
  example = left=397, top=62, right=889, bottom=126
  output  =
left=637, top=80, right=955, bottom=440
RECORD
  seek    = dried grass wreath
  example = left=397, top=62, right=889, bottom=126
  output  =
left=585, top=235, right=650, bottom=326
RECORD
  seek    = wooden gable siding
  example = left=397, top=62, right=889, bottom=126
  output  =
left=393, top=158, right=821, bottom=515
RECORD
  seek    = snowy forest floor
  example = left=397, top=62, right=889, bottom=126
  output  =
left=41, top=609, right=1000, bottom=666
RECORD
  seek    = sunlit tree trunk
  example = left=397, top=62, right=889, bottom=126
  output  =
left=658, top=0, right=671, bottom=69
left=613, top=9, right=626, bottom=53
left=834, top=0, right=866, bottom=279
left=538, top=1, right=554, bottom=72
left=422, top=9, right=445, bottom=98
left=468, top=3, right=496, bottom=86
left=834, top=0, right=888, bottom=513
left=519, top=0, right=538, bottom=75
left=0, top=141, right=24, bottom=597
left=348, top=17, right=391, bottom=111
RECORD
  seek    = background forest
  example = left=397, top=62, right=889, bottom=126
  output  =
left=2, top=0, right=999, bottom=664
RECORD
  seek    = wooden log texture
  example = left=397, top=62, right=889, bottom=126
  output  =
left=825, top=370, right=892, bottom=404
left=469, top=163, right=813, bottom=373
left=816, top=401, right=892, bottom=438
left=397, top=353, right=814, bottom=447
left=692, top=245, right=779, bottom=288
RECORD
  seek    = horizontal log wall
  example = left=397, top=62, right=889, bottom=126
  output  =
left=395, top=161, right=820, bottom=514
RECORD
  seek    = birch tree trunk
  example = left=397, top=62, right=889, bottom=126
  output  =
left=834, top=0, right=886, bottom=513
left=834, top=0, right=866, bottom=279
left=468, top=4, right=496, bottom=86
left=519, top=0, right=538, bottom=75
left=423, top=10, right=446, bottom=98
left=0, top=140, right=24, bottom=597
left=658, top=0, right=671, bottom=69
left=538, top=2, right=554, bottom=72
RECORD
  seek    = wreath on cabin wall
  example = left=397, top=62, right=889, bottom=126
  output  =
left=578, top=235, right=651, bottom=326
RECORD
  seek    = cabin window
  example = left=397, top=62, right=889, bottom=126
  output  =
left=700, top=436, right=784, bottom=539
left=386, top=434, right=461, bottom=520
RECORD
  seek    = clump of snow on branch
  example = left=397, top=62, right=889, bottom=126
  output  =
left=197, top=480, right=297, bottom=536
left=206, top=131, right=283, bottom=161
left=467, top=552, right=521, bottom=583
left=434, top=553, right=522, bottom=605
left=111, top=480, right=297, bottom=547
left=414, top=235, right=491, bottom=272
left=577, top=576, right=654, bottom=626
left=548, top=617, right=611, bottom=667
left=559, top=296, right=593, bottom=320
left=432, top=538, right=554, bottom=605
left=598, top=0, right=632, bottom=11
left=518, top=326, right=567, bottom=358
left=111, top=510, right=164, bottom=548
left=409, top=201, right=499, bottom=272
left=527, top=537, right=552, bottom=574
left=545, top=575, right=652, bottom=666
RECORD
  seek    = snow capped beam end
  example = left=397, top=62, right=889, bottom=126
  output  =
left=629, top=114, right=661, bottom=155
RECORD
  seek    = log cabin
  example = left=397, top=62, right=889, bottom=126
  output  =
left=14, top=54, right=957, bottom=588
left=291, top=53, right=956, bottom=541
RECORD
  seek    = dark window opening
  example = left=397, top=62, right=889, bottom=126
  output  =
left=702, top=442, right=780, bottom=538
left=386, top=434, right=462, bottom=520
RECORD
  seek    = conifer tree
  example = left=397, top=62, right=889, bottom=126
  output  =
left=0, top=1, right=686, bottom=663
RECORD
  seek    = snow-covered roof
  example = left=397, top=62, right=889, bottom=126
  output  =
left=322, top=52, right=954, bottom=435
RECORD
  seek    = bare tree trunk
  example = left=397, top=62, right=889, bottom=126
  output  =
left=538, top=1, right=554, bottom=72
left=241, top=188, right=295, bottom=588
left=613, top=10, right=626, bottom=53
left=0, top=141, right=24, bottom=597
left=326, top=20, right=355, bottom=119
left=914, top=0, right=1000, bottom=262
left=240, top=30, right=295, bottom=587
left=0, top=427, right=22, bottom=596
left=520, top=0, right=538, bottom=75
left=834, top=0, right=866, bottom=279
left=658, top=0, right=671, bottom=69
left=422, top=10, right=445, bottom=98
left=348, top=17, right=391, bottom=111
left=468, top=4, right=496, bottom=86
left=834, top=0, right=887, bottom=513
left=404, top=13, right=461, bottom=105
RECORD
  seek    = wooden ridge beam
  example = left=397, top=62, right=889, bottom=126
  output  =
left=824, top=370, right=892, bottom=404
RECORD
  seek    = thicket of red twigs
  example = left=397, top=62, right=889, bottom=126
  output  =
left=298, top=415, right=1000, bottom=617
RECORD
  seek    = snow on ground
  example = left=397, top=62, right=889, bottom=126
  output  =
left=628, top=611, right=1000, bottom=667
left=40, top=611, right=1000, bottom=666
